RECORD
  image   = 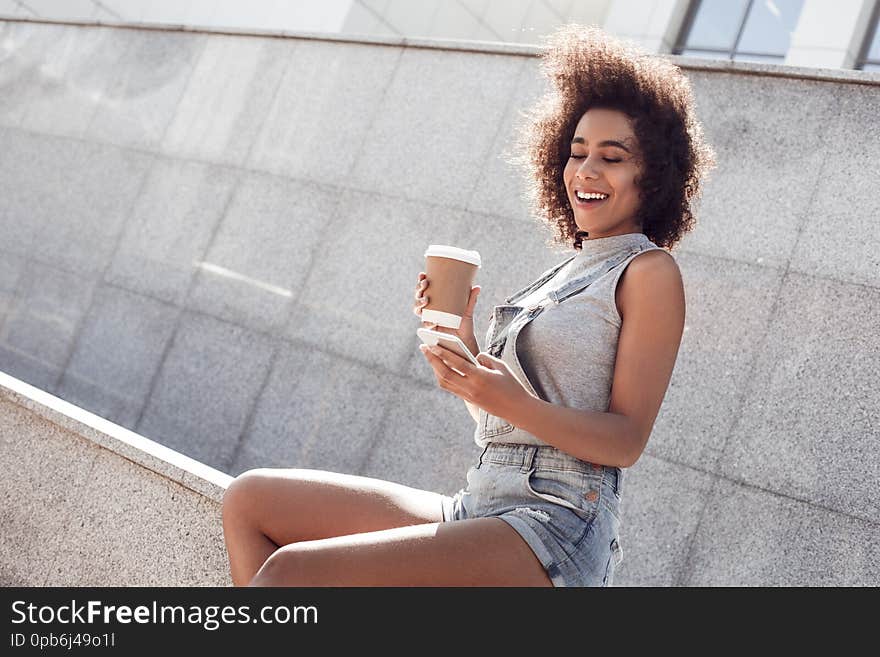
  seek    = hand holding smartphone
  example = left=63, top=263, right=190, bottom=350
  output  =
left=417, top=328, right=480, bottom=366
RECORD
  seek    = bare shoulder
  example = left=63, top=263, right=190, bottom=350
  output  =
left=616, top=249, right=684, bottom=320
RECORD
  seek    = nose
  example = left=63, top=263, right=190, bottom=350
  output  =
left=575, top=157, right=599, bottom=180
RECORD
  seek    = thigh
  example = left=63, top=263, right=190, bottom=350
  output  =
left=251, top=517, right=553, bottom=587
left=223, top=467, right=450, bottom=547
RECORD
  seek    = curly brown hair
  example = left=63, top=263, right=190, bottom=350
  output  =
left=508, top=24, right=716, bottom=251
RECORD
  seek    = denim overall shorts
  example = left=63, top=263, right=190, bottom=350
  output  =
left=441, top=245, right=648, bottom=587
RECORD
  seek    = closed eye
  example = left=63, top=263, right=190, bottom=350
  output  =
left=569, top=155, right=621, bottom=163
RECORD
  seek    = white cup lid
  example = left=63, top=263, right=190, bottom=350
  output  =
left=423, top=244, right=481, bottom=267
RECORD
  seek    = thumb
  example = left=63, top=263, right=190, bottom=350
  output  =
left=476, top=351, right=497, bottom=368
left=468, top=285, right=481, bottom=310
left=464, top=285, right=481, bottom=318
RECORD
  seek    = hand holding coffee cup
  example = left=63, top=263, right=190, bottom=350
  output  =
left=413, top=272, right=482, bottom=352
left=413, top=245, right=482, bottom=354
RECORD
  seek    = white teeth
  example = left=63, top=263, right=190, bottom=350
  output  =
left=576, top=191, right=608, bottom=200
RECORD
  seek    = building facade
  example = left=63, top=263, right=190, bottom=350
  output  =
left=1, top=0, right=879, bottom=71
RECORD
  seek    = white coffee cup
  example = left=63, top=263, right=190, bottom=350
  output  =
left=422, top=245, right=482, bottom=329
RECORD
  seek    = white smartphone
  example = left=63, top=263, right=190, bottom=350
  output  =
left=417, top=328, right=480, bottom=366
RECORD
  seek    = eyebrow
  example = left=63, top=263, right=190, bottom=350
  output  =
left=570, top=136, right=632, bottom=153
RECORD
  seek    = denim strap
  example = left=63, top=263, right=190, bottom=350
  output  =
left=504, top=255, right=577, bottom=305
left=486, top=248, right=641, bottom=355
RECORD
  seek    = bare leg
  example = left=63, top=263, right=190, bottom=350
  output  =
left=221, top=467, right=452, bottom=586
left=248, top=517, right=554, bottom=587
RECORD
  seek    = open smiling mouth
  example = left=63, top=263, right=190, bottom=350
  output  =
left=573, top=191, right=609, bottom=209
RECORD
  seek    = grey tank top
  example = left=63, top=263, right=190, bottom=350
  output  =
left=474, top=231, right=664, bottom=448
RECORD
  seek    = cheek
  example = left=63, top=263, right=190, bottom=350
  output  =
left=615, top=172, right=640, bottom=201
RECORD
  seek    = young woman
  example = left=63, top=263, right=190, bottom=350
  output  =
left=222, top=24, right=715, bottom=587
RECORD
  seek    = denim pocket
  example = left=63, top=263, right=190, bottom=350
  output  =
left=524, top=467, right=600, bottom=523
left=599, top=479, right=621, bottom=521
left=482, top=413, right=515, bottom=438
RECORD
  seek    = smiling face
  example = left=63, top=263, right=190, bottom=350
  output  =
left=563, top=107, right=644, bottom=239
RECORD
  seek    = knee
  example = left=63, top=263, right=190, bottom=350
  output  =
left=222, top=468, right=274, bottom=526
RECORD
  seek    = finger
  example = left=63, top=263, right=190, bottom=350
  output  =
left=423, top=343, right=474, bottom=375
left=463, top=285, right=480, bottom=317
left=415, top=302, right=430, bottom=319
left=419, top=344, right=439, bottom=368
left=419, top=344, right=450, bottom=376
left=413, top=290, right=428, bottom=316
left=420, top=344, right=455, bottom=367
left=420, top=347, right=469, bottom=393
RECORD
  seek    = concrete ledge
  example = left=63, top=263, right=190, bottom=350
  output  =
left=0, top=371, right=232, bottom=503
left=0, top=371, right=231, bottom=585
left=2, top=16, right=879, bottom=87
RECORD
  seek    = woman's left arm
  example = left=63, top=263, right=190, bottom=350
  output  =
left=419, top=250, right=685, bottom=468
left=513, top=250, right=685, bottom=467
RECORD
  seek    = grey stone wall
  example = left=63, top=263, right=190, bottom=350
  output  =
left=0, top=20, right=878, bottom=585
